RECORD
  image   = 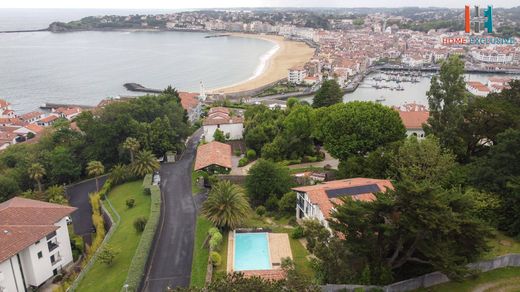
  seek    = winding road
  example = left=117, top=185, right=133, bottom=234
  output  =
left=141, top=129, right=202, bottom=292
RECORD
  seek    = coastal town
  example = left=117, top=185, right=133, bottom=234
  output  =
left=1, top=4, right=520, bottom=292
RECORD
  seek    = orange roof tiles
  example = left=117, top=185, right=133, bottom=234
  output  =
left=399, top=111, right=429, bottom=129
left=0, top=197, right=76, bottom=262
left=0, top=99, right=10, bottom=108
left=194, top=141, right=232, bottom=171
left=178, top=92, right=199, bottom=111
left=293, top=178, right=393, bottom=219
left=242, top=269, right=287, bottom=280
left=25, top=123, right=44, bottom=134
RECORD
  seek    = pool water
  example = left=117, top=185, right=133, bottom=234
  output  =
left=234, top=232, right=271, bottom=271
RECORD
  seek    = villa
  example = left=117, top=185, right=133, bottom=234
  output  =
left=202, top=107, right=244, bottom=142
left=399, top=110, right=429, bottom=139
left=466, top=81, right=491, bottom=97
left=0, top=197, right=76, bottom=292
left=194, top=141, right=232, bottom=174
left=293, top=178, right=393, bottom=229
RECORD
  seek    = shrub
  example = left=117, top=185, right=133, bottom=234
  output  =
left=291, top=226, right=305, bottom=239
left=210, top=251, right=222, bottom=266
left=288, top=217, right=297, bottom=226
left=98, top=245, right=118, bottom=265
left=265, top=195, right=279, bottom=211
left=234, top=149, right=242, bottom=156
left=209, top=232, right=223, bottom=251
left=255, top=206, right=267, bottom=217
left=278, top=192, right=297, bottom=214
left=133, top=216, right=148, bottom=233
left=126, top=198, right=135, bottom=209
left=246, top=149, right=256, bottom=161
left=208, top=227, right=220, bottom=237
left=143, top=188, right=152, bottom=196
left=238, top=157, right=249, bottom=167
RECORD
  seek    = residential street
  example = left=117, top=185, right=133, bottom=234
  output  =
left=66, top=176, right=109, bottom=238
left=142, top=129, right=202, bottom=292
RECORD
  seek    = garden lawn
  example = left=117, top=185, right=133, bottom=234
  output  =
left=76, top=181, right=150, bottom=292
left=190, top=216, right=212, bottom=287
left=417, top=267, right=520, bottom=292
left=482, top=231, right=520, bottom=260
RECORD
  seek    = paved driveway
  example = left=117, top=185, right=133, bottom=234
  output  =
left=142, top=129, right=202, bottom=291
left=66, top=176, right=108, bottom=237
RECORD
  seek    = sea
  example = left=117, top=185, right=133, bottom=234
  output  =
left=0, top=9, right=276, bottom=113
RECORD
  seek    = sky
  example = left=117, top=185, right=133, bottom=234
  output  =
left=0, top=0, right=517, bottom=9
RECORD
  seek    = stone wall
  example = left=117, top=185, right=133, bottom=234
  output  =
left=322, top=254, right=520, bottom=292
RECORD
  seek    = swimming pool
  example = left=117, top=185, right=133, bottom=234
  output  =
left=234, top=232, right=271, bottom=271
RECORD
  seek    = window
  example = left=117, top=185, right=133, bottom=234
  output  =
left=37, top=251, right=43, bottom=259
left=46, top=231, right=57, bottom=240
left=35, top=240, right=40, bottom=244
left=52, top=268, right=58, bottom=276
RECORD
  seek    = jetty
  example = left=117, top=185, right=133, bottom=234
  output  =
left=123, top=83, right=162, bottom=94
left=40, top=103, right=95, bottom=111
left=204, top=34, right=230, bottom=38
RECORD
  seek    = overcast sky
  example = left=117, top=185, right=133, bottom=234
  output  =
left=1, top=0, right=517, bottom=9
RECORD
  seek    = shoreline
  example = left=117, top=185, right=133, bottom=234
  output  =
left=208, top=33, right=315, bottom=95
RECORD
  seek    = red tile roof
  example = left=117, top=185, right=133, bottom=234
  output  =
left=39, top=115, right=59, bottom=123
left=399, top=111, right=429, bottom=129
left=194, top=141, right=232, bottom=171
left=0, top=197, right=76, bottom=262
left=293, top=178, right=393, bottom=219
left=203, top=107, right=243, bottom=126
left=0, top=99, right=10, bottom=108
left=467, top=81, right=490, bottom=92
left=25, top=123, right=44, bottom=134
left=179, top=92, right=199, bottom=111
left=20, top=111, right=44, bottom=121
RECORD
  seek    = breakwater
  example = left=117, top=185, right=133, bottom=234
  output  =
left=123, top=83, right=162, bottom=94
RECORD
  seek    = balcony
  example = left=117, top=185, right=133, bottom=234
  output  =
left=50, top=254, right=62, bottom=266
left=47, top=240, right=59, bottom=252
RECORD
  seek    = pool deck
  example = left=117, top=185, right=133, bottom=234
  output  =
left=227, top=232, right=293, bottom=279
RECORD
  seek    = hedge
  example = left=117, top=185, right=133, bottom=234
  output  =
left=123, top=175, right=162, bottom=291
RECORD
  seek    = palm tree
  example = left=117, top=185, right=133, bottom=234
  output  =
left=132, top=150, right=160, bottom=177
left=110, top=164, right=128, bottom=185
left=86, top=161, right=105, bottom=192
left=122, top=137, right=140, bottom=163
left=28, top=163, right=46, bottom=192
left=201, top=180, right=252, bottom=230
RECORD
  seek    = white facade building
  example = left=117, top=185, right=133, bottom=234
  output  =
left=0, top=198, right=76, bottom=291
left=293, top=178, right=393, bottom=230
left=202, top=107, right=244, bottom=142
left=288, top=66, right=307, bottom=84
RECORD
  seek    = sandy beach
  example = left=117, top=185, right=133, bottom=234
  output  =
left=209, top=33, right=315, bottom=94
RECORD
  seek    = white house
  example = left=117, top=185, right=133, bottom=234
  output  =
left=0, top=99, right=14, bottom=119
left=466, top=81, right=491, bottom=97
left=288, top=66, right=307, bottom=84
left=293, top=178, right=393, bottom=229
left=398, top=110, right=429, bottom=139
left=0, top=197, right=76, bottom=291
left=202, top=107, right=244, bottom=142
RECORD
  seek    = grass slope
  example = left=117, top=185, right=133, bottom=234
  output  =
left=418, top=267, right=520, bottom=292
left=190, top=216, right=212, bottom=287
left=76, top=181, right=150, bottom=292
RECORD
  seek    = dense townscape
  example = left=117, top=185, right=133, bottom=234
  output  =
left=1, top=4, right=520, bottom=292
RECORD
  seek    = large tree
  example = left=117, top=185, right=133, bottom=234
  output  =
left=201, top=180, right=252, bottom=230
left=313, top=79, right=343, bottom=108
left=309, top=181, right=492, bottom=285
left=391, top=136, right=456, bottom=184
left=46, top=146, right=81, bottom=184
left=469, top=129, right=520, bottom=236
left=315, top=101, right=406, bottom=162
left=245, top=159, right=293, bottom=206
left=243, top=105, right=285, bottom=154
left=424, top=55, right=468, bottom=160
left=262, top=104, right=316, bottom=161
